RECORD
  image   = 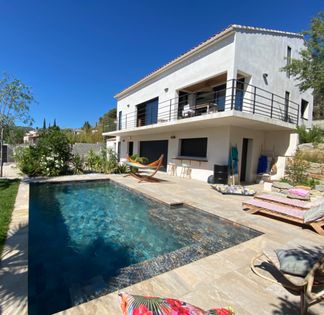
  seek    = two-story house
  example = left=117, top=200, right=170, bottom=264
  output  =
left=104, top=25, right=313, bottom=182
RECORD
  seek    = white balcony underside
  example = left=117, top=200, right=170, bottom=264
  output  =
left=103, top=110, right=295, bottom=137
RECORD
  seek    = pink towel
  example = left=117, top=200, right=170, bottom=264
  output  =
left=288, top=188, right=310, bottom=198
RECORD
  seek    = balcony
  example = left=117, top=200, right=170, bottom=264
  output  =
left=106, top=79, right=300, bottom=136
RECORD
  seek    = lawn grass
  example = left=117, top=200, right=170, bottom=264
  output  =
left=0, top=179, right=20, bottom=256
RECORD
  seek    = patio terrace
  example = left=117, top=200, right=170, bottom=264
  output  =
left=0, top=173, right=323, bottom=315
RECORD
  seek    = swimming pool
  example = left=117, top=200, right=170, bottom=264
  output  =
left=28, top=180, right=261, bottom=314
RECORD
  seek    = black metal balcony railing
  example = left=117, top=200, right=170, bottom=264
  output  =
left=116, top=79, right=300, bottom=131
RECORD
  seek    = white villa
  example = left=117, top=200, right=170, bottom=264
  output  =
left=23, top=130, right=39, bottom=144
left=104, top=25, right=313, bottom=182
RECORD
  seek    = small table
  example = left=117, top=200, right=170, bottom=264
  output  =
left=173, top=156, right=208, bottom=167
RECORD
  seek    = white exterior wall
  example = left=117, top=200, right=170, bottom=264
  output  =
left=106, top=139, right=117, bottom=153
left=229, top=126, right=265, bottom=183
left=116, top=34, right=235, bottom=127
left=234, top=31, right=313, bottom=126
left=119, top=125, right=297, bottom=183
left=108, top=28, right=315, bottom=182
left=119, top=126, right=230, bottom=181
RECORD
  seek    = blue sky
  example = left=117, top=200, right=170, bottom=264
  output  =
left=0, top=0, right=322, bottom=128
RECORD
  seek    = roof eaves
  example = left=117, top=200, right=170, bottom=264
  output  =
left=114, top=25, right=235, bottom=99
left=115, top=24, right=303, bottom=99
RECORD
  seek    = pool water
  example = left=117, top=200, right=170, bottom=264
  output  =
left=28, top=180, right=261, bottom=315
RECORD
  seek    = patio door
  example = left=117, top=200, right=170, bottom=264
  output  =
left=240, top=138, right=253, bottom=182
left=140, top=140, right=168, bottom=171
left=145, top=98, right=158, bottom=125
left=213, top=84, right=226, bottom=111
left=235, top=79, right=245, bottom=111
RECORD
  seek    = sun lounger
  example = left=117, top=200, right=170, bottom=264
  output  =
left=255, top=194, right=310, bottom=209
left=243, top=198, right=324, bottom=235
left=124, top=155, right=164, bottom=183
left=251, top=246, right=324, bottom=314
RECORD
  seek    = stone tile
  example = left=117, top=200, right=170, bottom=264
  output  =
left=2, top=173, right=324, bottom=315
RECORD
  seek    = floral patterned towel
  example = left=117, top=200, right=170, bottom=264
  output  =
left=213, top=185, right=255, bottom=196
left=118, top=292, right=234, bottom=315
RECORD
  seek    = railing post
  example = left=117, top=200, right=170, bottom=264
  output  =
left=270, top=94, right=274, bottom=118
left=169, top=99, right=172, bottom=121
left=231, top=79, right=235, bottom=110
left=252, top=86, right=256, bottom=114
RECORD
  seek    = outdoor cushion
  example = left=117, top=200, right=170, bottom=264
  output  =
left=118, top=292, right=234, bottom=315
left=304, top=202, right=324, bottom=223
left=275, top=249, right=319, bottom=277
left=287, top=188, right=310, bottom=200
left=213, top=185, right=255, bottom=196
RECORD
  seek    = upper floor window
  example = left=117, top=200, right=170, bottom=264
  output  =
left=284, top=91, right=290, bottom=122
left=137, top=97, right=158, bottom=127
left=301, top=99, right=309, bottom=120
left=286, top=46, right=292, bottom=78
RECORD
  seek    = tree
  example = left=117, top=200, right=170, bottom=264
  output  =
left=15, top=127, right=72, bottom=176
left=43, top=118, right=46, bottom=129
left=53, top=118, right=57, bottom=127
left=4, top=125, right=31, bottom=144
left=0, top=73, right=34, bottom=176
left=82, top=121, right=91, bottom=132
left=282, top=13, right=324, bottom=119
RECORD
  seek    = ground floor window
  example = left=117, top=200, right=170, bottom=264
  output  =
left=180, top=137, right=207, bottom=158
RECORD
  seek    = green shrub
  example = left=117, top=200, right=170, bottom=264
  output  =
left=86, top=150, right=102, bottom=172
left=85, top=148, right=128, bottom=174
left=15, top=127, right=72, bottom=176
left=71, top=154, right=84, bottom=175
left=296, top=125, right=323, bottom=144
left=14, top=146, right=41, bottom=176
left=130, top=154, right=149, bottom=164
left=285, top=156, right=310, bottom=186
left=114, top=163, right=128, bottom=174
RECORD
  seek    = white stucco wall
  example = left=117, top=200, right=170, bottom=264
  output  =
left=118, top=125, right=299, bottom=182
left=107, top=28, right=315, bottom=182
left=234, top=31, right=313, bottom=126
left=116, top=34, right=235, bottom=129
left=119, top=126, right=231, bottom=181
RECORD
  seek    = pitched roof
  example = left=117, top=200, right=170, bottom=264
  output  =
left=115, top=24, right=303, bottom=99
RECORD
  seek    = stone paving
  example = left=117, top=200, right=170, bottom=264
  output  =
left=1, top=173, right=323, bottom=315
left=0, top=180, right=29, bottom=315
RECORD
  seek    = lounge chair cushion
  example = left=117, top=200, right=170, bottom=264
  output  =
left=118, top=292, right=234, bottom=315
left=275, top=249, right=320, bottom=277
left=287, top=188, right=310, bottom=200
left=304, top=202, right=324, bottom=223
left=213, top=185, right=255, bottom=196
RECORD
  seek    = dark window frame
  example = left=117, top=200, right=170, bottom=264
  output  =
left=118, top=110, right=122, bottom=130
left=286, top=46, right=292, bottom=78
left=136, top=97, right=159, bottom=127
left=301, top=99, right=309, bottom=120
left=180, top=137, right=208, bottom=158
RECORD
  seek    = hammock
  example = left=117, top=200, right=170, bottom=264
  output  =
left=125, top=156, right=162, bottom=169
left=124, top=154, right=164, bottom=183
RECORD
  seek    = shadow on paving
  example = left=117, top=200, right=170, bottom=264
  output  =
left=272, top=295, right=319, bottom=315
left=0, top=223, right=28, bottom=315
